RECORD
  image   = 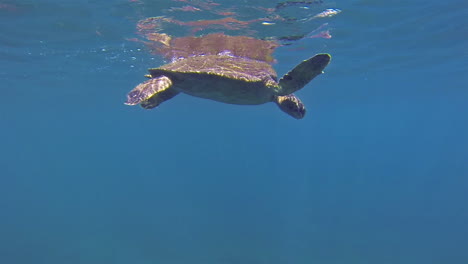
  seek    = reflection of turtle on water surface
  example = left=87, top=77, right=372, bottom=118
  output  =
left=125, top=53, right=331, bottom=119
left=141, top=32, right=280, bottom=63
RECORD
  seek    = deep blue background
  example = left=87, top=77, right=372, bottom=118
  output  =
left=1, top=0, right=467, bottom=263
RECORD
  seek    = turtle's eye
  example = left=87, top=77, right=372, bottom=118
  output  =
left=128, top=91, right=139, bottom=99
left=125, top=90, right=143, bottom=105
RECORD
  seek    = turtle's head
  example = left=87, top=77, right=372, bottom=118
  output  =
left=275, top=94, right=306, bottom=119
left=125, top=76, right=173, bottom=106
left=125, top=89, right=145, bottom=105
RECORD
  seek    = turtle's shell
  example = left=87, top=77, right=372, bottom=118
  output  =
left=147, top=55, right=281, bottom=105
left=151, top=55, right=277, bottom=83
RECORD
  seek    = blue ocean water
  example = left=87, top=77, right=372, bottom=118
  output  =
left=1, top=0, right=467, bottom=263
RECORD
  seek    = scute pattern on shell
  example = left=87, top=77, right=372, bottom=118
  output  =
left=149, top=55, right=278, bottom=85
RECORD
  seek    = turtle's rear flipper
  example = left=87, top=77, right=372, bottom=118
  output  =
left=141, top=89, right=180, bottom=109
left=278, top=54, right=331, bottom=95
left=125, top=76, right=173, bottom=106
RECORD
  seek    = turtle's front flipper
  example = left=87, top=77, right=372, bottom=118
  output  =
left=141, top=89, right=180, bottom=109
left=278, top=53, right=331, bottom=96
left=125, top=76, right=173, bottom=106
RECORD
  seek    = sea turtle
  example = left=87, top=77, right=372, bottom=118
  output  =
left=125, top=53, right=331, bottom=119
